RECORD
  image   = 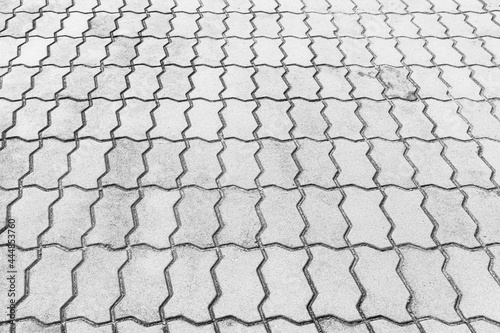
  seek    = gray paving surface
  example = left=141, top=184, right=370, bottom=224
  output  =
left=1, top=0, right=500, bottom=332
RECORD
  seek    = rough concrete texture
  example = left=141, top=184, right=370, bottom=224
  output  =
left=1, top=0, right=500, bottom=332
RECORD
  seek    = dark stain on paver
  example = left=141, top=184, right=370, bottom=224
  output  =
left=379, top=65, right=417, bottom=101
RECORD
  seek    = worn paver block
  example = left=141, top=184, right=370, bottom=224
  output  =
left=65, top=247, right=128, bottom=323
left=310, top=246, right=361, bottom=320
left=333, top=139, right=376, bottom=188
left=17, top=247, right=81, bottom=323
left=343, top=187, right=392, bottom=248
left=302, top=187, right=348, bottom=248
left=356, top=246, right=412, bottom=322
left=258, top=139, right=297, bottom=188
left=113, top=100, right=155, bottom=140
left=214, top=247, right=264, bottom=321
left=400, top=247, right=460, bottom=321
left=218, top=187, right=261, bottom=248
left=447, top=247, right=500, bottom=322
left=260, top=187, right=304, bottom=247
left=379, top=65, right=417, bottom=100
left=87, top=187, right=138, bottom=248
left=424, top=187, right=479, bottom=247
left=175, top=187, right=220, bottom=247
left=349, top=66, right=384, bottom=100
left=163, top=247, right=217, bottom=322
left=262, top=246, right=312, bottom=321
left=115, top=247, right=172, bottom=322
left=129, top=187, right=179, bottom=248
left=220, top=139, right=260, bottom=189
left=297, top=139, right=336, bottom=187
left=182, top=139, right=222, bottom=188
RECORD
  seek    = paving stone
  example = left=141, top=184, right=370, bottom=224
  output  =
left=357, top=100, right=399, bottom=139
left=113, top=100, right=154, bottom=140
left=447, top=247, right=500, bottom=322
left=144, top=13, right=174, bottom=37
left=387, top=14, right=419, bottom=38
left=384, top=187, right=435, bottom=247
left=94, top=66, right=129, bottom=100
left=413, top=14, right=447, bottom=38
left=65, top=320, right=112, bottom=333
left=182, top=139, right=222, bottom=188
left=258, top=139, right=297, bottom=188
left=349, top=66, right=384, bottom=100
left=27, top=66, right=68, bottom=100
left=360, top=15, right=392, bottom=38
left=471, top=320, right=500, bottom=333
left=455, top=38, right=494, bottom=66
left=280, top=13, right=308, bottom=38
left=125, top=66, right=162, bottom=100
left=226, top=13, right=253, bottom=38
left=460, top=100, right=500, bottom=140
left=334, top=13, right=363, bottom=38
left=312, top=38, right=343, bottom=66
left=297, top=139, right=336, bottom=187
left=185, top=100, right=223, bottom=141
left=400, top=247, right=460, bottom=321
left=371, top=139, right=414, bottom=187
left=406, top=139, right=454, bottom=188
left=163, top=38, right=196, bottom=66
left=443, top=66, right=482, bottom=100
left=260, top=187, right=304, bottom=247
left=224, top=38, right=254, bottom=66
left=42, top=187, right=98, bottom=248
left=370, top=38, right=402, bottom=66
left=282, top=38, right=313, bottom=66
left=115, top=247, right=172, bottom=322
left=63, top=139, right=112, bottom=189
left=198, top=13, right=225, bottom=39
left=253, top=38, right=282, bottom=66
left=392, top=99, right=434, bottom=140
left=149, top=100, right=189, bottom=141
left=253, top=14, right=281, bottom=38
left=310, top=247, right=361, bottom=320
left=262, top=247, right=312, bottom=321
left=424, top=186, right=479, bottom=247
left=425, top=99, right=470, bottom=140
left=379, top=65, right=417, bottom=100
left=101, top=139, right=149, bottom=188
left=43, top=100, right=86, bottom=140
left=356, top=246, right=412, bottom=322
left=87, top=187, right=138, bottom=248
left=194, top=38, right=225, bottom=65
left=317, top=66, right=352, bottom=100
left=6, top=99, right=52, bottom=140
left=481, top=139, right=500, bottom=185
left=17, top=247, right=81, bottom=323
left=167, top=321, right=214, bottom=333
left=73, top=37, right=109, bottom=66
left=116, top=322, right=162, bottom=333
left=58, top=12, right=92, bottom=38
left=255, top=100, right=293, bottom=140
left=286, top=66, right=320, bottom=100
left=221, top=99, right=258, bottom=141
left=217, top=187, right=260, bottom=247
left=163, top=247, right=217, bottom=322
left=397, top=38, right=433, bottom=66
left=254, top=66, right=287, bottom=99
left=220, top=139, right=260, bottom=189
left=65, top=247, right=128, bottom=323
left=141, top=140, right=184, bottom=189
left=333, top=139, right=376, bottom=188
left=302, top=187, right=348, bottom=248
left=0, top=13, right=37, bottom=38
left=60, top=66, right=100, bottom=100
left=343, top=187, right=392, bottom=248
left=409, top=66, right=449, bottom=100
left=104, top=37, right=139, bottom=66
left=307, top=13, right=336, bottom=38
left=463, top=187, right=500, bottom=244
left=129, top=187, right=179, bottom=248
left=0, top=66, right=39, bottom=100
left=467, top=12, right=500, bottom=38
left=13, top=37, right=51, bottom=66
left=86, top=13, right=119, bottom=38
left=324, top=100, right=363, bottom=140
left=135, top=38, right=168, bottom=66
left=214, top=247, right=264, bottom=321
left=0, top=37, right=23, bottom=66
left=222, top=66, right=255, bottom=100
left=191, top=66, right=224, bottom=100
left=269, top=320, right=317, bottom=333
left=157, top=66, right=192, bottom=100
left=472, top=65, right=500, bottom=99
left=175, top=187, right=220, bottom=247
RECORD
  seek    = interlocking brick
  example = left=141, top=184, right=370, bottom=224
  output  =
left=1, top=13, right=37, bottom=38
left=167, top=321, right=214, bottom=333
left=400, top=247, right=460, bottom=321
left=371, top=139, right=414, bottom=187
left=124, top=0, right=148, bottom=12
left=412, top=14, right=447, bottom=38
left=66, top=320, right=112, bottom=333
left=455, top=38, right=494, bottom=66
left=95, top=0, right=123, bottom=12
left=101, top=139, right=148, bottom=188
left=258, top=139, right=297, bottom=188
left=164, top=247, right=217, bottom=322
left=253, top=38, right=282, bottom=66
left=175, top=187, right=219, bottom=247
left=425, top=99, right=469, bottom=140
left=23, top=139, right=73, bottom=189
left=194, top=38, right=225, bottom=65
left=60, top=66, right=100, bottom=100
left=370, top=320, right=419, bottom=333
left=340, top=38, right=372, bottom=66
left=472, top=65, right=500, bottom=99
left=94, top=66, right=129, bottom=99
left=392, top=99, right=434, bottom=139
left=460, top=101, right=500, bottom=140
left=445, top=139, right=493, bottom=187
left=58, top=12, right=92, bottom=37
left=226, top=12, right=253, bottom=38
left=135, top=38, right=168, bottom=66
left=320, top=319, right=369, bottom=333
left=286, top=66, right=319, bottom=99
left=387, top=14, right=419, bottom=38
left=349, top=66, right=384, bottom=100
left=13, top=37, right=51, bottom=66
left=262, top=247, right=312, bottom=321
left=438, top=13, right=473, bottom=38
left=73, top=37, right=108, bottom=66
left=356, top=247, right=412, bottom=321
left=406, top=139, right=454, bottom=188
left=282, top=38, right=313, bottom=66
left=252, top=0, right=278, bottom=12
left=443, top=66, right=482, bottom=100
left=468, top=12, right=500, bottom=38
left=447, top=247, right=500, bottom=322
left=357, top=100, right=398, bottom=140
left=170, top=13, right=198, bottom=38
left=65, top=247, right=127, bottom=323
left=425, top=187, right=479, bottom=246
left=0, top=99, right=20, bottom=134
left=27, top=66, right=68, bottom=100
left=370, top=38, right=402, bottom=66
left=397, top=38, right=433, bottom=66
left=149, top=100, right=189, bottom=141
left=464, top=187, right=500, bottom=244
left=385, top=187, right=434, bottom=247
left=280, top=13, right=308, bottom=38
left=115, top=247, right=172, bottom=322
left=312, top=38, right=343, bottom=66
left=222, top=66, right=255, bottom=100
left=220, top=139, right=260, bottom=189
left=260, top=187, right=304, bottom=247
left=269, top=320, right=317, bottom=333
left=254, top=66, right=287, bottom=99
left=380, top=65, right=417, bottom=100
left=297, top=139, right=336, bottom=187
left=224, top=38, right=254, bottom=66
left=255, top=100, right=292, bottom=140
left=302, top=187, right=347, bottom=247
left=116, top=321, right=161, bottom=333
left=471, top=320, right=500, bottom=333
left=405, top=0, right=432, bottom=12
left=182, top=139, right=222, bottom=188
left=253, top=13, right=281, bottom=38
left=163, top=38, right=196, bottom=66
left=86, top=13, right=119, bottom=38
left=333, top=139, right=375, bottom=187
left=104, top=37, right=139, bottom=66
left=324, top=100, right=362, bottom=139
left=410, top=66, right=449, bottom=100
left=6, top=99, right=51, bottom=140
left=214, top=247, right=263, bottom=321
left=0, top=37, right=23, bottom=66
left=42, top=187, right=98, bottom=248
left=129, top=187, right=179, bottom=247
left=191, top=66, right=224, bottom=100
left=481, top=139, right=500, bottom=185
left=343, top=187, right=392, bottom=248
left=222, top=99, right=257, bottom=140
left=17, top=247, right=80, bottom=323
left=198, top=13, right=225, bottom=38
left=290, top=100, right=326, bottom=140
left=227, top=0, right=252, bottom=12
left=158, top=66, right=192, bottom=99
left=113, top=100, right=154, bottom=140
left=484, top=37, right=500, bottom=62
left=87, top=187, right=138, bottom=248
left=185, top=100, right=222, bottom=141
left=173, top=0, right=199, bottom=12
left=141, top=140, right=184, bottom=188
left=317, top=66, right=352, bottom=99
left=0, top=66, right=39, bottom=100
left=218, top=320, right=266, bottom=333
left=43, top=100, right=86, bottom=140
left=310, top=247, right=361, bottom=320
left=143, top=13, right=174, bottom=37
left=307, top=13, right=336, bottom=38
left=334, top=13, right=363, bottom=38
left=379, top=0, right=406, bottom=13
left=360, top=14, right=392, bottom=38
left=3, top=321, right=60, bottom=333
left=217, top=187, right=260, bottom=247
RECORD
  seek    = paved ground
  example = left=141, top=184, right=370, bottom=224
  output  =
left=1, top=0, right=500, bottom=332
